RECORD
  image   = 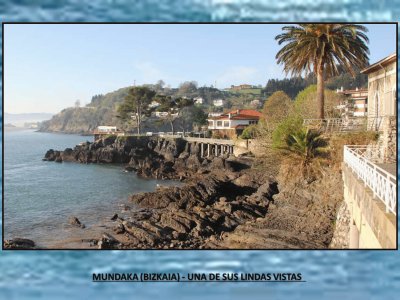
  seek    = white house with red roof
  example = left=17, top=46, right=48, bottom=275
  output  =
left=207, top=109, right=262, bottom=138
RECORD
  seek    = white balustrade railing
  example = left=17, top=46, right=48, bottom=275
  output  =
left=344, top=145, right=397, bottom=215
left=303, top=117, right=384, bottom=132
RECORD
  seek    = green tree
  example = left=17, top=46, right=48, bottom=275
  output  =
left=177, top=81, right=198, bottom=97
left=275, top=24, right=369, bottom=119
left=262, top=91, right=292, bottom=131
left=240, top=124, right=259, bottom=139
left=117, top=86, right=156, bottom=134
left=178, top=106, right=207, bottom=133
left=294, top=85, right=344, bottom=119
left=155, top=96, right=194, bottom=134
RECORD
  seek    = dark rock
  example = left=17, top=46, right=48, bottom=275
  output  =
left=124, top=166, right=135, bottom=172
left=68, top=216, right=85, bottom=228
left=113, top=223, right=125, bottom=234
left=98, top=233, right=120, bottom=249
left=43, top=149, right=56, bottom=161
left=111, top=213, right=119, bottom=221
left=4, top=238, right=36, bottom=249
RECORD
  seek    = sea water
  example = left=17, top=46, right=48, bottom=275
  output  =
left=1, top=1, right=400, bottom=298
left=3, top=129, right=179, bottom=248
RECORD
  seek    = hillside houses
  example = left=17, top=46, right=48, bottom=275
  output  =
left=337, top=88, right=368, bottom=117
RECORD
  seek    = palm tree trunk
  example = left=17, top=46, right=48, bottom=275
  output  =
left=317, top=67, right=325, bottom=119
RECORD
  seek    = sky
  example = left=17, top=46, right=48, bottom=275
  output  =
left=4, top=23, right=397, bottom=114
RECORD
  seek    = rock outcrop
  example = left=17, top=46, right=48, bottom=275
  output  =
left=44, top=136, right=250, bottom=180
left=4, top=238, right=36, bottom=249
left=104, top=172, right=278, bottom=249
left=42, top=136, right=343, bottom=250
left=216, top=170, right=344, bottom=249
left=68, top=216, right=85, bottom=229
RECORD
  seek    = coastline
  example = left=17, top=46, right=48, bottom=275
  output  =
left=5, top=135, right=343, bottom=249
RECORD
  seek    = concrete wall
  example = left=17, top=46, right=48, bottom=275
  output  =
left=233, top=139, right=265, bottom=157
left=342, top=164, right=396, bottom=249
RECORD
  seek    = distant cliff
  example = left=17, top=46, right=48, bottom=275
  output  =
left=39, top=87, right=130, bottom=134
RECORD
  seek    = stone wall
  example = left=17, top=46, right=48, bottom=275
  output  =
left=329, top=201, right=350, bottom=249
left=234, top=139, right=265, bottom=157
left=376, top=116, right=397, bottom=162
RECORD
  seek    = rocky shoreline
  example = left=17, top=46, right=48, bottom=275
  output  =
left=5, top=135, right=343, bottom=249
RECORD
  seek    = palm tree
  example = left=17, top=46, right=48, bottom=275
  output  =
left=275, top=24, right=369, bottom=119
left=284, top=128, right=328, bottom=165
left=282, top=127, right=329, bottom=180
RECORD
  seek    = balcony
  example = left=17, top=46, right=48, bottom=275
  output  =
left=343, top=145, right=396, bottom=215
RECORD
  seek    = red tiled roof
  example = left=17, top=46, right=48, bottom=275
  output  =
left=230, top=115, right=260, bottom=120
left=226, top=109, right=262, bottom=117
left=210, top=109, right=262, bottom=120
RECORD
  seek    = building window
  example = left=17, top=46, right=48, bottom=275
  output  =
left=217, top=121, right=223, bottom=127
left=208, top=120, right=214, bottom=127
left=249, top=120, right=258, bottom=125
left=223, top=121, right=229, bottom=127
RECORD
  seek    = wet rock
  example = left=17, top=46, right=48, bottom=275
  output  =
left=122, top=221, right=157, bottom=246
left=68, top=216, right=85, bottom=228
left=111, top=213, right=119, bottom=221
left=113, top=223, right=125, bottom=234
left=98, top=233, right=120, bottom=249
left=4, top=238, right=36, bottom=249
left=43, top=149, right=56, bottom=161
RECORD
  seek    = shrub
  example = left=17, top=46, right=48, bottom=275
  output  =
left=261, top=91, right=293, bottom=130
left=272, top=115, right=303, bottom=149
left=294, top=85, right=344, bottom=119
left=211, top=131, right=224, bottom=139
left=240, top=124, right=260, bottom=139
left=329, top=131, right=379, bottom=169
left=278, top=127, right=329, bottom=182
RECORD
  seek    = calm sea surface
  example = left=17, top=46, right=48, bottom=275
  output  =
left=4, top=129, right=180, bottom=248
left=1, top=1, right=400, bottom=299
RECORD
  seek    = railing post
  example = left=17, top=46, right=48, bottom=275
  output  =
left=385, top=173, right=390, bottom=213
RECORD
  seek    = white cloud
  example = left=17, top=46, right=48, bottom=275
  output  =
left=216, top=66, right=260, bottom=88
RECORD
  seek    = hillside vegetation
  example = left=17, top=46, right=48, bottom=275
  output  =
left=40, top=87, right=130, bottom=134
left=40, top=67, right=366, bottom=134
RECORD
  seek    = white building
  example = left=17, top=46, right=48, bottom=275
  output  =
left=250, top=99, right=262, bottom=108
left=208, top=112, right=223, bottom=117
left=194, top=97, right=204, bottom=104
left=149, top=101, right=161, bottom=108
left=213, top=99, right=224, bottom=107
left=153, top=111, right=179, bottom=118
left=96, top=126, right=117, bottom=133
left=207, top=109, right=262, bottom=138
